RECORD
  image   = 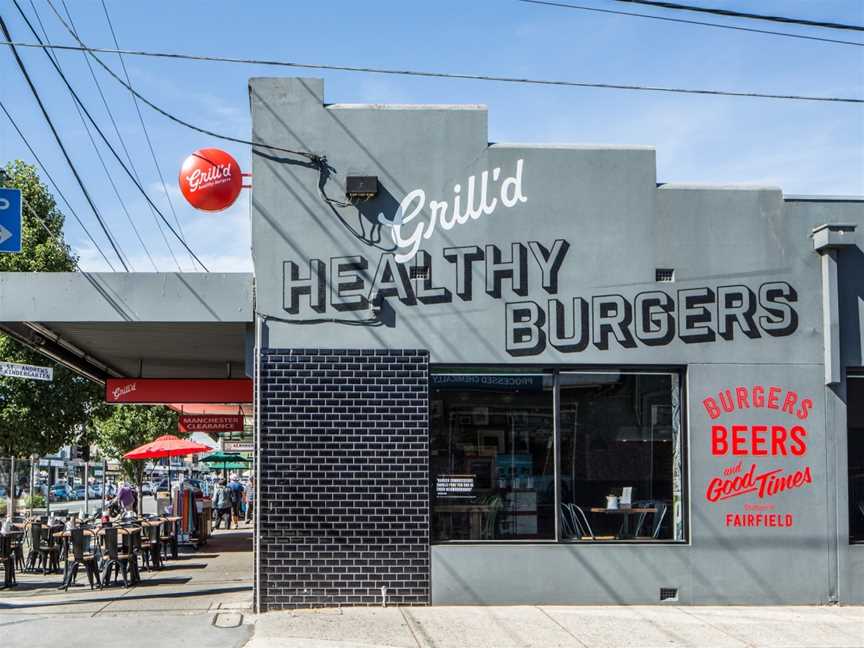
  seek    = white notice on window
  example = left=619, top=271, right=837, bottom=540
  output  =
left=436, top=475, right=475, bottom=498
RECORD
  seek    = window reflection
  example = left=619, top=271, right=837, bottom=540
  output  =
left=430, top=373, right=555, bottom=541
left=559, top=372, right=682, bottom=542
left=848, top=377, right=864, bottom=544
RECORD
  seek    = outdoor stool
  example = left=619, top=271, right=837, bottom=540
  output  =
left=139, top=527, right=154, bottom=571
left=145, top=523, right=162, bottom=570
left=10, top=533, right=25, bottom=571
left=41, top=524, right=64, bottom=574
left=159, top=519, right=177, bottom=561
left=24, top=522, right=54, bottom=572
left=0, top=534, right=17, bottom=588
left=125, top=528, right=142, bottom=584
left=99, top=527, right=131, bottom=588
left=24, top=521, right=41, bottom=571
left=62, top=528, right=100, bottom=591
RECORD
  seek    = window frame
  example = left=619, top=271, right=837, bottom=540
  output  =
left=429, top=364, right=689, bottom=545
left=847, top=371, right=864, bottom=545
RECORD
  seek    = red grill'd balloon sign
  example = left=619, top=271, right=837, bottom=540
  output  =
left=179, top=148, right=243, bottom=211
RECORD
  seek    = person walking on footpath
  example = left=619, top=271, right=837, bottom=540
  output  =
left=228, top=474, right=244, bottom=530
left=116, top=481, right=136, bottom=513
left=212, top=479, right=231, bottom=530
left=244, top=476, right=255, bottom=525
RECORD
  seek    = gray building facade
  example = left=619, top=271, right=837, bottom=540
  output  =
left=4, top=76, right=861, bottom=612
left=249, top=77, right=864, bottom=609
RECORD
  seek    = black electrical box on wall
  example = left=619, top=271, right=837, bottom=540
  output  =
left=345, top=175, right=379, bottom=198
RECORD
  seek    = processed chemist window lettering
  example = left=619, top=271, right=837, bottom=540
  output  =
left=559, top=372, right=683, bottom=542
left=430, top=373, right=555, bottom=541
left=429, top=369, right=686, bottom=543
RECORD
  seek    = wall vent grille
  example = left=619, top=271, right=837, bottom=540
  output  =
left=410, top=266, right=430, bottom=280
left=660, top=587, right=678, bottom=602
left=655, top=268, right=675, bottom=282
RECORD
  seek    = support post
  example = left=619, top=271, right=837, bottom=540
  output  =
left=810, top=222, right=857, bottom=603
left=83, top=461, right=89, bottom=518
left=811, top=223, right=857, bottom=385
left=29, top=455, right=35, bottom=518
left=9, top=455, right=15, bottom=518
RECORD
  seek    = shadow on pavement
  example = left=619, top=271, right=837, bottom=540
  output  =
left=0, top=585, right=252, bottom=610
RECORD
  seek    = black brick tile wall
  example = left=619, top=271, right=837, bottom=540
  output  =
left=258, top=348, right=430, bottom=610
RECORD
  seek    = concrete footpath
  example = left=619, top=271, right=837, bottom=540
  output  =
left=248, top=605, right=864, bottom=648
left=0, top=526, right=253, bottom=648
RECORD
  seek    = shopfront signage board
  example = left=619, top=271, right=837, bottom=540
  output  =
left=105, top=378, right=253, bottom=404
left=178, top=414, right=244, bottom=434
left=223, top=441, right=254, bottom=452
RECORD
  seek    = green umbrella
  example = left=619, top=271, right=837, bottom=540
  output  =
left=201, top=451, right=251, bottom=476
left=209, top=461, right=248, bottom=470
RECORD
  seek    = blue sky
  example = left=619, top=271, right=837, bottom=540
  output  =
left=1, top=0, right=861, bottom=272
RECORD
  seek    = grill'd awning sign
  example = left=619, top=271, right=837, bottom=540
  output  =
left=178, top=414, right=244, bottom=434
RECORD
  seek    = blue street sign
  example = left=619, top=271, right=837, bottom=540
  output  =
left=0, top=187, right=22, bottom=253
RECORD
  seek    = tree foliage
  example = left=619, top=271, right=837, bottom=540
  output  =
left=0, top=160, right=76, bottom=272
left=0, top=161, right=100, bottom=457
left=92, top=405, right=179, bottom=496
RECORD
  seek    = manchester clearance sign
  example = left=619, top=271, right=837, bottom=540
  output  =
left=178, top=415, right=244, bottom=434
left=0, top=361, right=53, bottom=381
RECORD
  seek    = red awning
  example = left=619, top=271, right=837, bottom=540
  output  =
left=123, top=434, right=214, bottom=460
left=169, top=403, right=253, bottom=416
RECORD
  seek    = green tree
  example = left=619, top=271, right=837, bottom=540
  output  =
left=0, top=161, right=102, bottom=458
left=93, top=405, right=178, bottom=511
left=0, top=160, right=76, bottom=272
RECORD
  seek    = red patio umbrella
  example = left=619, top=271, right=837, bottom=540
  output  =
left=123, top=435, right=214, bottom=507
left=123, top=434, right=213, bottom=460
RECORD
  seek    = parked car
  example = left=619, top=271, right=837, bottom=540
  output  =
left=50, top=484, right=72, bottom=501
left=71, top=485, right=86, bottom=500
left=153, top=479, right=170, bottom=497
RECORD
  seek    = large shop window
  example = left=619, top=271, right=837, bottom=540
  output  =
left=848, top=375, right=864, bottom=544
left=430, top=370, right=685, bottom=543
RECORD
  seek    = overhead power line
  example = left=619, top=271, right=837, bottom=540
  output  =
left=614, top=1, right=864, bottom=32
left=60, top=0, right=179, bottom=271
left=44, top=0, right=319, bottom=162
left=29, top=0, right=145, bottom=271
left=2, top=38, right=863, bottom=105
left=518, top=0, right=864, bottom=47
left=12, top=0, right=209, bottom=271
left=96, top=0, right=190, bottom=271
left=0, top=102, right=117, bottom=270
left=0, top=16, right=130, bottom=270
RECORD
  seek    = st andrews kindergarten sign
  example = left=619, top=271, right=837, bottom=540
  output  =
left=0, top=361, right=53, bottom=381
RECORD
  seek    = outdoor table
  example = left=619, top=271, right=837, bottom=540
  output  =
left=137, top=519, right=165, bottom=569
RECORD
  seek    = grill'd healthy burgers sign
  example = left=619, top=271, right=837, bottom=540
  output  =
left=281, top=159, right=800, bottom=357
left=703, top=385, right=814, bottom=529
